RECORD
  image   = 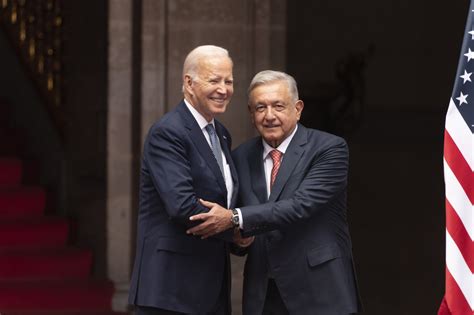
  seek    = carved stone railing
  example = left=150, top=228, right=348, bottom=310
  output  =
left=0, top=0, right=63, bottom=129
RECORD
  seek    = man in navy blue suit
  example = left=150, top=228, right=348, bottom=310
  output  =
left=188, top=70, right=362, bottom=314
left=129, top=45, right=246, bottom=315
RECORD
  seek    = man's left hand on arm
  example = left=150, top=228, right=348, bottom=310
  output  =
left=233, top=227, right=254, bottom=248
left=187, top=199, right=233, bottom=238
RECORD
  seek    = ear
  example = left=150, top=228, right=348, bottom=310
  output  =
left=184, top=74, right=194, bottom=95
left=295, top=100, right=304, bottom=121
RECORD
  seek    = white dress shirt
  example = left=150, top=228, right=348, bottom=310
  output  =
left=184, top=99, right=234, bottom=208
left=236, top=125, right=299, bottom=228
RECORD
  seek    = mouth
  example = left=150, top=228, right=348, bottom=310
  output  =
left=210, top=97, right=227, bottom=104
left=263, top=125, right=280, bottom=129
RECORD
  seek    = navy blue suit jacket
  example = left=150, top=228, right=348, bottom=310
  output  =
left=232, top=124, right=361, bottom=315
left=129, top=101, right=238, bottom=314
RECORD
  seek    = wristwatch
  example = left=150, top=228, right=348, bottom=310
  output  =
left=231, top=209, right=240, bottom=227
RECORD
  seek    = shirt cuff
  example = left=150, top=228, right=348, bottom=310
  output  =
left=235, top=208, right=244, bottom=229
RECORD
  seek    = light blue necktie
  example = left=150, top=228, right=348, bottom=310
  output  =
left=205, top=124, right=224, bottom=176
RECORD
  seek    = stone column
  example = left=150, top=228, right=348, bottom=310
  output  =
left=141, top=0, right=168, bottom=141
left=107, top=0, right=134, bottom=311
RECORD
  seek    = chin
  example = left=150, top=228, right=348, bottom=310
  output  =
left=263, top=135, right=278, bottom=143
left=263, top=131, right=280, bottom=139
left=212, top=107, right=227, bottom=115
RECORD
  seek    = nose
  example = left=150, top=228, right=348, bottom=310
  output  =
left=264, top=107, right=275, bottom=120
left=216, top=82, right=227, bottom=95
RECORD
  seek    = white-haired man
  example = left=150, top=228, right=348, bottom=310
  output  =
left=129, top=45, right=244, bottom=315
left=188, top=70, right=362, bottom=315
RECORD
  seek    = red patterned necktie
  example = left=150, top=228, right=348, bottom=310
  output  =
left=269, top=149, right=283, bottom=188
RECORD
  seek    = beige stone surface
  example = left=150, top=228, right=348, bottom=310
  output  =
left=141, top=0, right=167, bottom=143
left=107, top=0, right=134, bottom=311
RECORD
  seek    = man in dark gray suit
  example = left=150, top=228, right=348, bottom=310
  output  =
left=188, top=70, right=362, bottom=315
left=129, top=45, right=243, bottom=315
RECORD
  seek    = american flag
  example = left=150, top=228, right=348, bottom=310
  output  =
left=439, top=2, right=474, bottom=314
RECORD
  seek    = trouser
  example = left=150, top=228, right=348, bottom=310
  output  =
left=262, top=278, right=358, bottom=315
left=262, top=279, right=289, bottom=315
left=135, top=275, right=229, bottom=315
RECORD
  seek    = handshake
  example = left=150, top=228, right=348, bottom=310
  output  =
left=187, top=199, right=254, bottom=248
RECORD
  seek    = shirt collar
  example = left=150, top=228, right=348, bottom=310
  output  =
left=262, top=125, right=299, bottom=159
left=184, top=98, right=214, bottom=130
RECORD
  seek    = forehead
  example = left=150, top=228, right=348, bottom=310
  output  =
left=197, top=57, right=233, bottom=77
left=249, top=81, right=290, bottom=103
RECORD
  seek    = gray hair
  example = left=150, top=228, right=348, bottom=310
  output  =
left=183, top=45, right=232, bottom=79
left=248, top=70, right=299, bottom=102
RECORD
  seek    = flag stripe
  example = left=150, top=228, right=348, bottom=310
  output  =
left=445, top=267, right=473, bottom=315
left=446, top=229, right=474, bottom=310
left=446, top=199, right=474, bottom=273
left=444, top=101, right=474, bottom=312
left=438, top=296, right=452, bottom=315
left=445, top=99, right=474, bottom=171
left=444, top=159, right=474, bottom=241
left=439, top=4, right=474, bottom=314
left=445, top=130, right=474, bottom=204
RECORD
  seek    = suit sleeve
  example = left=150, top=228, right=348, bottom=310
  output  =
left=144, top=123, right=232, bottom=240
left=240, top=138, right=348, bottom=237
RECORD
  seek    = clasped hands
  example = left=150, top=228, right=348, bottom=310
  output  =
left=187, top=199, right=254, bottom=247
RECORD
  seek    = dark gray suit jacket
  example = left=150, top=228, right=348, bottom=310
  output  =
left=232, top=124, right=361, bottom=315
left=129, top=101, right=238, bottom=314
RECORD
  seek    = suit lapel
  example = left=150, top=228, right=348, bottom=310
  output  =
left=215, top=122, right=239, bottom=207
left=177, top=102, right=227, bottom=195
left=268, top=125, right=307, bottom=202
left=247, top=140, right=267, bottom=204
